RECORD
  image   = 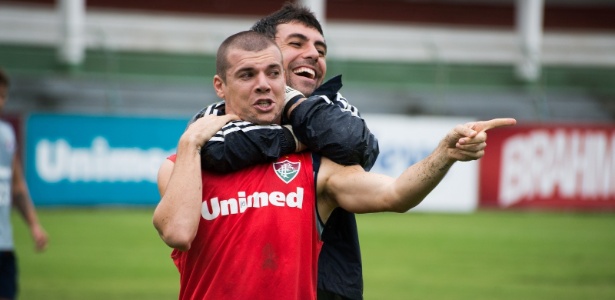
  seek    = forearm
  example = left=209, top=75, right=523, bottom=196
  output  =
left=12, top=189, right=41, bottom=228
left=191, top=101, right=297, bottom=173
left=12, top=160, right=41, bottom=228
left=200, top=122, right=297, bottom=173
left=153, top=139, right=204, bottom=251
left=389, top=142, right=455, bottom=212
left=155, top=114, right=239, bottom=250
left=388, top=118, right=518, bottom=211
left=324, top=147, right=453, bottom=215
left=12, top=159, right=48, bottom=251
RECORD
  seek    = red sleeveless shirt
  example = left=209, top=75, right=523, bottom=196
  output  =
left=169, top=152, right=322, bottom=300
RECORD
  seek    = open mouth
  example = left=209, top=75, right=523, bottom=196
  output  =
left=256, top=99, right=273, bottom=108
left=292, top=67, right=316, bottom=80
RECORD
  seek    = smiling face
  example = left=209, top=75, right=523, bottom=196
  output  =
left=274, top=21, right=327, bottom=97
left=214, top=44, right=286, bottom=125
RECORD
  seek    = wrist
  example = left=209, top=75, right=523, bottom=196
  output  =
left=433, top=141, right=456, bottom=167
left=178, top=134, right=203, bottom=155
left=284, top=85, right=305, bottom=119
left=284, top=97, right=305, bottom=119
left=281, top=125, right=299, bottom=154
left=284, top=86, right=304, bottom=104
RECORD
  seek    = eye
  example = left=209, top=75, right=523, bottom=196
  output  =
left=239, top=72, right=253, bottom=79
left=289, top=41, right=302, bottom=48
left=317, top=47, right=327, bottom=57
left=269, top=69, right=281, bottom=78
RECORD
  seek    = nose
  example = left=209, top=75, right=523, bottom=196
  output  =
left=303, top=44, right=320, bottom=62
left=255, top=73, right=271, bottom=94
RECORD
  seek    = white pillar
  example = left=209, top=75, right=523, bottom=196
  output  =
left=299, top=0, right=326, bottom=30
left=515, top=0, right=544, bottom=82
left=58, top=0, right=86, bottom=66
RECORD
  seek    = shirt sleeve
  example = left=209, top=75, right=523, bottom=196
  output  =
left=288, top=92, right=379, bottom=171
left=189, top=101, right=296, bottom=173
left=284, top=74, right=379, bottom=170
left=199, top=121, right=297, bottom=173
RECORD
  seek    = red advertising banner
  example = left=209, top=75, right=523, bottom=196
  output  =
left=479, top=123, right=615, bottom=210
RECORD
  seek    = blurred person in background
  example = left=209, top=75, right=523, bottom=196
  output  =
left=190, top=4, right=377, bottom=299
left=0, top=68, right=49, bottom=300
left=154, top=30, right=516, bottom=299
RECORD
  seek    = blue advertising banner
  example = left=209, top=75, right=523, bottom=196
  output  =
left=25, top=113, right=188, bottom=206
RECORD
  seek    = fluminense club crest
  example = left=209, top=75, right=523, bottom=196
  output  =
left=273, top=160, right=301, bottom=184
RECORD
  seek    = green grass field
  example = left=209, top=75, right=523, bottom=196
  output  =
left=12, top=209, right=615, bottom=300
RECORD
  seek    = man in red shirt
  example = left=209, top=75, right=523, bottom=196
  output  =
left=153, top=30, right=516, bottom=299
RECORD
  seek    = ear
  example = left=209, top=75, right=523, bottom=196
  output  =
left=213, top=75, right=225, bottom=99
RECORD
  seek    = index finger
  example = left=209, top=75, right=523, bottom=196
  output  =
left=473, top=118, right=517, bottom=132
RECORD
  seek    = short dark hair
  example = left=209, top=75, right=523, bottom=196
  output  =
left=216, top=30, right=279, bottom=81
left=0, top=68, right=9, bottom=88
left=250, top=2, right=324, bottom=39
